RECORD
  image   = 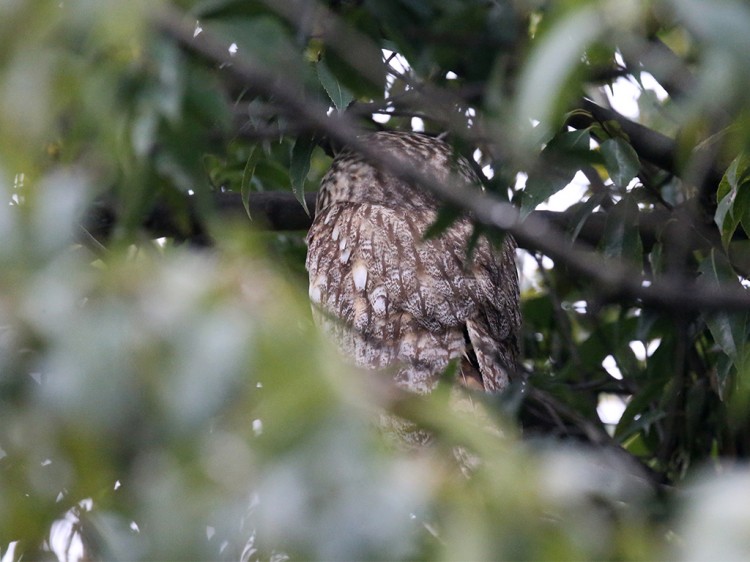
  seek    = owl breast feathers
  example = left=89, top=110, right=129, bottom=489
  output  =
left=305, top=131, right=520, bottom=394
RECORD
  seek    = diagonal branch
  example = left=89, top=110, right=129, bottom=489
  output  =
left=153, top=6, right=750, bottom=312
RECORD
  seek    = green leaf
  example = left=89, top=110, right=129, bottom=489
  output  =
left=317, top=60, right=355, bottom=112
left=514, top=5, right=602, bottom=145
left=685, top=381, right=709, bottom=444
left=546, top=127, right=593, bottom=158
left=254, top=159, right=292, bottom=190
left=599, top=195, right=643, bottom=265
left=600, top=137, right=640, bottom=189
left=727, top=240, right=750, bottom=273
left=699, top=250, right=750, bottom=373
left=614, top=379, right=667, bottom=442
left=520, top=173, right=568, bottom=219
left=568, top=191, right=606, bottom=242
left=290, top=135, right=316, bottom=216
left=423, top=205, right=461, bottom=240
left=715, top=353, right=734, bottom=401
left=152, top=37, right=186, bottom=122
left=715, top=152, right=750, bottom=250
left=521, top=294, right=554, bottom=327
left=672, top=0, right=750, bottom=59
left=323, top=44, right=387, bottom=101
left=520, top=129, right=593, bottom=218
left=191, top=0, right=273, bottom=19
left=576, top=315, right=639, bottom=373
left=205, top=17, right=310, bottom=83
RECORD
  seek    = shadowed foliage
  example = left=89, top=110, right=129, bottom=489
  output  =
left=4, top=1, right=750, bottom=560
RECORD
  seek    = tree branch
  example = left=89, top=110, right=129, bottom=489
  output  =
left=152, top=6, right=750, bottom=312
left=81, top=191, right=318, bottom=241
left=568, top=99, right=724, bottom=193
left=83, top=190, right=704, bottom=255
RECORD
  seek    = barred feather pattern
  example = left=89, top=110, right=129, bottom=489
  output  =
left=306, top=131, right=520, bottom=394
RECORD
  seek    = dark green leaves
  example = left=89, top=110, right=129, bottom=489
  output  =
left=699, top=250, right=750, bottom=379
left=364, top=0, right=519, bottom=81
left=599, top=195, right=643, bottom=265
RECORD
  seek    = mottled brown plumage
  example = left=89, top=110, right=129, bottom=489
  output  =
left=306, top=131, right=520, bottom=394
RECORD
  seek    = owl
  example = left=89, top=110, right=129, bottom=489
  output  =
left=305, top=131, right=520, bottom=395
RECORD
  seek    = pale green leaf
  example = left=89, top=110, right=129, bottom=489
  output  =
left=514, top=6, right=602, bottom=146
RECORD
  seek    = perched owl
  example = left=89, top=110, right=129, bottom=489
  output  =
left=305, top=131, right=520, bottom=395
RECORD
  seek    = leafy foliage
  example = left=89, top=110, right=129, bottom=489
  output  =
left=4, top=0, right=750, bottom=560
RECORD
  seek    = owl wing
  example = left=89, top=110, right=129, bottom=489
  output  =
left=465, top=233, right=520, bottom=391
left=306, top=201, right=518, bottom=393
